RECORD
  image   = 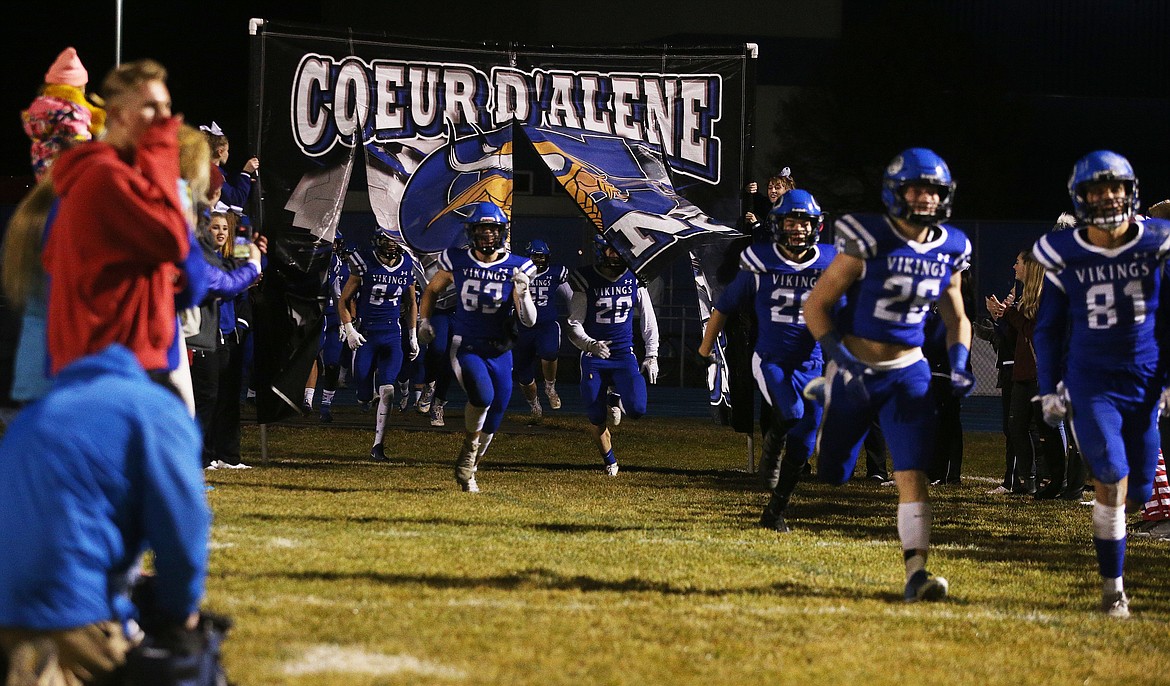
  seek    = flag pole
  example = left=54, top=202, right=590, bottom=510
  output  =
left=114, top=0, right=123, bottom=66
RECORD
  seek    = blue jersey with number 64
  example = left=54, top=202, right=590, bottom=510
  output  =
left=349, top=250, right=414, bottom=332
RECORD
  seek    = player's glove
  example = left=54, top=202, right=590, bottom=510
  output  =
left=1036, top=381, right=1070, bottom=427
left=342, top=322, right=366, bottom=350
left=511, top=270, right=530, bottom=296
left=406, top=328, right=420, bottom=361
left=818, top=331, right=868, bottom=391
left=585, top=339, right=611, bottom=359
left=641, top=356, right=659, bottom=384
left=947, top=343, right=975, bottom=397
left=418, top=318, right=436, bottom=345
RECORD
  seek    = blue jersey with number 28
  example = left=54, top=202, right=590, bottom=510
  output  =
left=833, top=214, right=970, bottom=347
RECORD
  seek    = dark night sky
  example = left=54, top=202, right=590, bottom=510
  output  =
left=1, top=1, right=1167, bottom=221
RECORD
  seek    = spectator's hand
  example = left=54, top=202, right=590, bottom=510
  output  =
left=1160, top=386, right=1170, bottom=418
left=745, top=211, right=758, bottom=224
left=253, top=233, right=268, bottom=254
left=641, top=356, right=659, bottom=384
left=986, top=294, right=1006, bottom=319
left=243, top=157, right=260, bottom=175
left=747, top=181, right=758, bottom=194
left=342, top=322, right=366, bottom=350
left=950, top=368, right=976, bottom=397
left=585, top=339, right=611, bottom=359
left=418, top=318, right=435, bottom=345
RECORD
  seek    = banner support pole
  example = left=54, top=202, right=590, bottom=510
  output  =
left=260, top=424, right=269, bottom=462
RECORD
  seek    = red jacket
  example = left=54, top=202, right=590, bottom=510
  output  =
left=1001, top=306, right=1038, bottom=383
left=43, top=118, right=189, bottom=374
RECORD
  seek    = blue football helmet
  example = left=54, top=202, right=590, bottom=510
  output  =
left=373, top=228, right=402, bottom=263
left=767, top=189, right=824, bottom=250
left=1068, top=150, right=1138, bottom=230
left=593, top=234, right=626, bottom=270
left=882, top=148, right=955, bottom=224
left=525, top=239, right=551, bottom=269
left=460, top=201, right=509, bottom=253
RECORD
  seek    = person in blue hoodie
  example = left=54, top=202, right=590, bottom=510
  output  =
left=0, top=343, right=210, bottom=684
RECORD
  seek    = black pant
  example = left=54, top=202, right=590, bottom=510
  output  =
left=1008, top=379, right=1066, bottom=489
left=191, top=335, right=244, bottom=466
left=929, top=377, right=964, bottom=483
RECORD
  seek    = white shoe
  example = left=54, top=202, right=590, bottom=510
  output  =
left=987, top=485, right=1010, bottom=495
left=219, top=460, right=252, bottom=470
left=545, top=382, right=561, bottom=410
left=607, top=405, right=622, bottom=427
left=430, top=401, right=446, bottom=427
left=417, top=382, right=435, bottom=414
left=1102, top=590, right=1130, bottom=619
left=396, top=382, right=410, bottom=412
left=605, top=463, right=619, bottom=477
left=462, top=476, right=480, bottom=493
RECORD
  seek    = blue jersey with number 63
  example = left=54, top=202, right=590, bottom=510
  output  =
left=348, top=250, right=414, bottom=332
left=833, top=214, right=970, bottom=347
left=569, top=266, right=642, bottom=352
left=439, top=248, right=536, bottom=342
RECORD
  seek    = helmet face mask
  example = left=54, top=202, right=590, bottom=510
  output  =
left=882, top=148, right=955, bottom=225
left=460, top=201, right=510, bottom=254
left=1069, top=151, right=1138, bottom=230
left=373, top=231, right=401, bottom=263
left=525, top=239, right=550, bottom=269
left=767, top=189, right=823, bottom=252
left=593, top=235, right=626, bottom=270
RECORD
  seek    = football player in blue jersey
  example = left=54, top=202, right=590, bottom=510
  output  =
left=1031, top=151, right=1170, bottom=618
left=803, top=148, right=973, bottom=603
left=515, top=239, right=573, bottom=420
left=418, top=202, right=538, bottom=493
left=698, top=190, right=837, bottom=531
left=339, top=228, right=419, bottom=461
left=317, top=232, right=350, bottom=423
left=567, top=236, right=660, bottom=476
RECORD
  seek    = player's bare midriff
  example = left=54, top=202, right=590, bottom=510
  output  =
left=843, top=334, right=918, bottom=366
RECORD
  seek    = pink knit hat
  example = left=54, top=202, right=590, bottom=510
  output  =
left=45, top=47, right=88, bottom=87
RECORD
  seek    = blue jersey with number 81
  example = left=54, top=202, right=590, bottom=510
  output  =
left=1033, top=219, right=1170, bottom=377
left=833, top=214, right=970, bottom=347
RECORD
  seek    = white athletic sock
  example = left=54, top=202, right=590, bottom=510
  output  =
left=897, top=501, right=931, bottom=578
left=375, top=385, right=393, bottom=445
left=477, top=433, right=495, bottom=461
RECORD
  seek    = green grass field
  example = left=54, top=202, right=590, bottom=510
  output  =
left=205, top=412, right=1170, bottom=685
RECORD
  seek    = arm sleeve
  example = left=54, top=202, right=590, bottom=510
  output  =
left=1032, top=282, right=1068, bottom=395
left=566, top=290, right=593, bottom=351
left=175, top=230, right=210, bottom=310
left=203, top=259, right=259, bottom=299
left=138, top=400, right=210, bottom=622
left=635, top=286, right=660, bottom=357
left=714, top=270, right=754, bottom=314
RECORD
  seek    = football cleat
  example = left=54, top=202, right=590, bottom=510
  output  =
left=904, top=570, right=948, bottom=603
left=545, top=382, right=562, bottom=410
left=758, top=509, right=791, bottom=533
left=417, top=382, right=435, bottom=413
left=396, top=382, right=410, bottom=412
left=607, top=405, right=622, bottom=427
left=360, top=399, right=373, bottom=413
left=1101, top=591, right=1130, bottom=619
left=319, top=406, right=333, bottom=424
left=461, top=476, right=480, bottom=493
left=605, top=463, right=619, bottom=477
left=529, top=400, right=543, bottom=421
left=430, top=400, right=446, bottom=427
left=300, top=400, right=312, bottom=415
left=370, top=444, right=389, bottom=462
